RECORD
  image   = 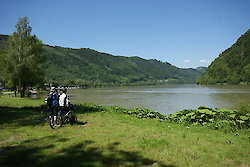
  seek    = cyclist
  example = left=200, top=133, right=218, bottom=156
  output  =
left=59, top=88, right=77, bottom=125
left=51, top=87, right=59, bottom=114
left=59, top=88, right=70, bottom=115
left=46, top=87, right=59, bottom=123
left=45, top=88, right=53, bottom=110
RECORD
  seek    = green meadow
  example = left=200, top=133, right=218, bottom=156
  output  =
left=0, top=95, right=249, bottom=167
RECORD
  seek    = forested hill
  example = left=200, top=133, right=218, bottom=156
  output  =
left=197, top=29, right=250, bottom=85
left=0, top=34, right=205, bottom=87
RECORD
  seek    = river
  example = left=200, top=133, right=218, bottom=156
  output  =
left=68, top=84, right=250, bottom=115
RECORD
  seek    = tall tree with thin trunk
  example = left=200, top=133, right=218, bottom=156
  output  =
left=2, top=17, right=45, bottom=97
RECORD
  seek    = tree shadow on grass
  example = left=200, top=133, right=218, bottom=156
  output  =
left=0, top=104, right=106, bottom=126
left=0, top=106, right=43, bottom=126
left=0, top=135, right=175, bottom=167
left=0, top=105, right=90, bottom=127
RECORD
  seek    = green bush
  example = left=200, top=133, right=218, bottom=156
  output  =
left=167, top=106, right=250, bottom=130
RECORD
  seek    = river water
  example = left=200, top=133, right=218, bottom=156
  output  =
left=68, top=84, right=250, bottom=115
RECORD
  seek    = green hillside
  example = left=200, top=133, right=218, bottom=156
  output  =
left=0, top=34, right=205, bottom=87
left=197, top=29, right=250, bottom=85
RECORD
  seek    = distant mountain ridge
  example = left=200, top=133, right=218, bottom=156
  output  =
left=0, top=34, right=206, bottom=87
left=197, top=29, right=250, bottom=84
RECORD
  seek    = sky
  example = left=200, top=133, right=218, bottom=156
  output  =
left=1, top=0, right=250, bottom=68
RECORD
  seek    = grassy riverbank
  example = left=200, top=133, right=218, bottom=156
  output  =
left=0, top=96, right=249, bottom=167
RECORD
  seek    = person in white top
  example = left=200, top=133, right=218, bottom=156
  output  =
left=59, top=88, right=70, bottom=114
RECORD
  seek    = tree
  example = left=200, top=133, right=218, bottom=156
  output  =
left=2, top=17, right=45, bottom=97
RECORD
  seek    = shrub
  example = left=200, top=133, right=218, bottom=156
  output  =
left=167, top=106, right=249, bottom=130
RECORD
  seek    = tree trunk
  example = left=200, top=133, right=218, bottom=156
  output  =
left=20, top=90, right=24, bottom=98
left=14, top=89, right=17, bottom=97
left=20, top=87, right=24, bottom=98
left=18, top=82, right=21, bottom=95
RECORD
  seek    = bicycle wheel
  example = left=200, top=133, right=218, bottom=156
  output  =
left=49, top=115, right=55, bottom=129
left=49, top=114, right=63, bottom=129
left=56, top=114, right=63, bottom=127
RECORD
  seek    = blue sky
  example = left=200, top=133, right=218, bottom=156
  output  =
left=1, top=0, right=249, bottom=68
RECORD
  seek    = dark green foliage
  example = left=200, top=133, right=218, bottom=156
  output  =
left=0, top=35, right=8, bottom=51
left=122, top=108, right=168, bottom=119
left=0, top=35, right=205, bottom=87
left=42, top=46, right=205, bottom=86
left=197, top=29, right=250, bottom=85
left=167, top=106, right=250, bottom=130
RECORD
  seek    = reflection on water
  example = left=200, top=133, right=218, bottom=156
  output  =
left=68, top=84, right=250, bottom=115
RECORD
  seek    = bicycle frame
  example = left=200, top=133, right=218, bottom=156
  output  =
left=59, top=110, right=72, bottom=124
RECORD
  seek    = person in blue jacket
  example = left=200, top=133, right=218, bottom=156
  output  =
left=51, top=87, right=59, bottom=116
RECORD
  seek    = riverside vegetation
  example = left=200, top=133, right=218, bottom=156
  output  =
left=0, top=95, right=249, bottom=167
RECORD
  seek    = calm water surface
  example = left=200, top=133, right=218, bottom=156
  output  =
left=68, top=84, right=250, bottom=115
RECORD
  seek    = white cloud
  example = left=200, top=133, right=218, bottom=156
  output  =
left=184, top=60, right=191, bottom=63
left=200, top=60, right=210, bottom=63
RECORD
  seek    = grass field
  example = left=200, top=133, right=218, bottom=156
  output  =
left=0, top=95, right=249, bottom=167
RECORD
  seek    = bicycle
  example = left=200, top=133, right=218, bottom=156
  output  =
left=49, top=104, right=77, bottom=129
